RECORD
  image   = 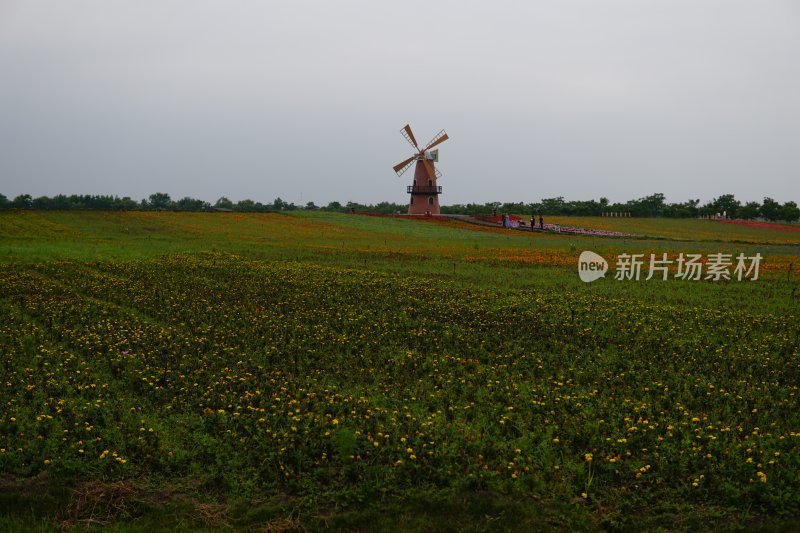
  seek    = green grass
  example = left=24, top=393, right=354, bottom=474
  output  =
left=1, top=210, right=800, bottom=531
left=545, top=215, right=800, bottom=244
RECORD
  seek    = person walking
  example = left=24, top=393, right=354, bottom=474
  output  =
left=539, top=215, right=544, bottom=230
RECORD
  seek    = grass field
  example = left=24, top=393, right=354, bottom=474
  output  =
left=545, top=216, right=800, bottom=244
left=1, top=210, right=799, bottom=531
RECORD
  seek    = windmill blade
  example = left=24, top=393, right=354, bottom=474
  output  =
left=401, top=124, right=419, bottom=150
left=424, top=130, right=449, bottom=150
left=422, top=159, right=436, bottom=181
left=434, top=167, right=442, bottom=179
left=393, top=155, right=416, bottom=176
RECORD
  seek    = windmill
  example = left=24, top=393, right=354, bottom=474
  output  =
left=392, top=124, right=449, bottom=215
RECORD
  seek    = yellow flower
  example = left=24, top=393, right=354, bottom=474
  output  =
left=757, top=471, right=767, bottom=483
left=584, top=453, right=593, bottom=462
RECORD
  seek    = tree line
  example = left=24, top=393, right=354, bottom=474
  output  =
left=1, top=192, right=798, bottom=221
left=474, top=193, right=800, bottom=222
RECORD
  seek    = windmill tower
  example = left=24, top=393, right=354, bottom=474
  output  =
left=392, top=124, right=449, bottom=215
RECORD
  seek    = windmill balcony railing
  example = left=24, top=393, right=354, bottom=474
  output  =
left=407, top=185, right=442, bottom=194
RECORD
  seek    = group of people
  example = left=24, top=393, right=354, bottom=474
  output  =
left=498, top=211, right=544, bottom=230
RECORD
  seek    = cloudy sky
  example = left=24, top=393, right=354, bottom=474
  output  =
left=1, top=1, right=798, bottom=206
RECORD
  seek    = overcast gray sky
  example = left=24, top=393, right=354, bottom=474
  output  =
left=1, top=0, right=798, bottom=206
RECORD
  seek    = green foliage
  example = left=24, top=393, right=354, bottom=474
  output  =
left=3, top=192, right=799, bottom=220
left=706, top=193, right=741, bottom=218
left=144, top=192, right=171, bottom=210
left=271, top=197, right=296, bottom=211
left=11, top=194, right=33, bottom=209
left=740, top=201, right=762, bottom=220
left=761, top=197, right=782, bottom=221
left=781, top=201, right=800, bottom=223
left=174, top=197, right=210, bottom=211
left=341, top=200, right=406, bottom=214
left=213, top=196, right=234, bottom=209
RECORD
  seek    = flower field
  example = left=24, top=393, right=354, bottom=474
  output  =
left=720, top=219, right=800, bottom=232
left=1, top=211, right=800, bottom=530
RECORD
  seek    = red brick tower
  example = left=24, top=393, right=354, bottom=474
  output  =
left=392, top=124, right=449, bottom=215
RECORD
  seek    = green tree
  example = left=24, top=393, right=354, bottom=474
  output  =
left=540, top=197, right=564, bottom=214
left=11, top=194, right=33, bottom=208
left=664, top=199, right=700, bottom=218
left=118, top=197, right=139, bottom=210
left=148, top=192, right=173, bottom=210
left=739, top=201, right=761, bottom=220
left=780, top=201, right=800, bottom=222
left=371, top=201, right=406, bottom=214
left=214, top=197, right=234, bottom=209
left=31, top=196, right=56, bottom=209
left=235, top=199, right=257, bottom=211
left=630, top=193, right=666, bottom=217
left=760, top=197, right=781, bottom=221
left=175, top=197, right=209, bottom=211
left=709, top=194, right=740, bottom=218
